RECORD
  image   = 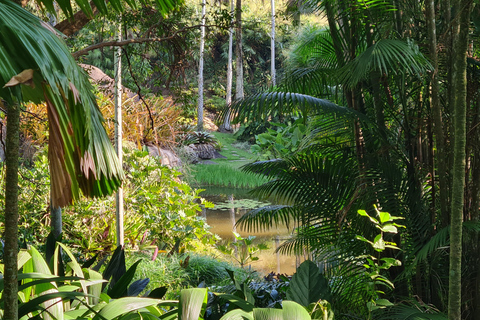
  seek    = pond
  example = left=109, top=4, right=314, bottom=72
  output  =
left=200, top=186, right=301, bottom=275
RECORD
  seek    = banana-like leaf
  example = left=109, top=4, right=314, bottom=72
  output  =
left=83, top=268, right=104, bottom=305
left=27, top=246, right=64, bottom=320
left=0, top=0, right=124, bottom=207
left=252, top=308, right=283, bottom=320
left=178, top=288, right=208, bottom=320
left=91, top=297, right=162, bottom=320
left=18, top=291, right=88, bottom=318
left=220, top=308, right=254, bottom=320
left=221, top=302, right=310, bottom=320
left=281, top=301, right=311, bottom=320
left=286, top=260, right=331, bottom=307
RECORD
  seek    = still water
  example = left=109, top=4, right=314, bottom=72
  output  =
left=200, top=187, right=299, bottom=275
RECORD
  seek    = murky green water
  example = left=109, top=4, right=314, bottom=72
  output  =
left=200, top=187, right=300, bottom=275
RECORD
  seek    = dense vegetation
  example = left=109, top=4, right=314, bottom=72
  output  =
left=1, top=0, right=479, bottom=319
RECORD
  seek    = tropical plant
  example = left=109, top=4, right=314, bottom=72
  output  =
left=250, top=118, right=308, bottom=159
left=182, top=131, right=220, bottom=148
left=0, top=242, right=171, bottom=319
left=355, top=208, right=404, bottom=318
left=217, top=232, right=268, bottom=268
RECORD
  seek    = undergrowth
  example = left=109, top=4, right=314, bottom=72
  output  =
left=126, top=251, right=250, bottom=299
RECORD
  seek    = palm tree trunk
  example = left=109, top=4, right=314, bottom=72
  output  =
left=448, top=1, right=472, bottom=318
left=114, top=21, right=124, bottom=247
left=197, top=0, right=206, bottom=131
left=51, top=205, right=62, bottom=238
left=4, top=101, right=20, bottom=320
left=426, top=0, right=449, bottom=224
left=235, top=0, right=244, bottom=100
left=270, top=0, right=275, bottom=86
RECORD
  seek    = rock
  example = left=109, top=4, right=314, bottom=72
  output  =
left=191, top=143, right=216, bottom=159
left=147, top=145, right=182, bottom=167
left=181, top=145, right=199, bottom=164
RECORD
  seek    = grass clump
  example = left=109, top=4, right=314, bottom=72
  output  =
left=126, top=251, right=250, bottom=298
left=190, top=163, right=268, bottom=188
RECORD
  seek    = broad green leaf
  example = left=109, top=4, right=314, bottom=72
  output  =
left=84, top=268, right=104, bottom=305
left=373, top=234, right=385, bottom=252
left=252, top=308, right=283, bottom=320
left=282, top=301, right=311, bottom=320
left=57, top=242, right=88, bottom=294
left=92, top=297, right=161, bottom=320
left=375, top=299, right=394, bottom=306
left=220, top=308, right=254, bottom=320
left=380, top=224, right=397, bottom=233
left=17, top=250, right=31, bottom=270
left=286, top=260, right=331, bottom=307
left=358, top=210, right=379, bottom=225
left=379, top=211, right=391, bottom=224
left=178, top=288, right=208, bottom=320
left=18, top=291, right=87, bottom=319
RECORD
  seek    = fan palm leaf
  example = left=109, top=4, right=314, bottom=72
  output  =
left=338, top=39, right=432, bottom=89
left=0, top=0, right=124, bottom=206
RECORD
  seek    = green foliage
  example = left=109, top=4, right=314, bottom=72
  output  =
left=3, top=148, right=214, bottom=255
left=251, top=119, right=309, bottom=159
left=66, top=148, right=215, bottom=253
left=205, top=96, right=227, bottom=113
left=173, top=86, right=198, bottom=121
left=127, top=252, right=245, bottom=297
left=217, top=232, right=268, bottom=268
left=182, top=131, right=219, bottom=147
left=356, top=207, right=404, bottom=317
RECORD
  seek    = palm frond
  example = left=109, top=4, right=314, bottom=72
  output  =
left=338, top=39, right=432, bottom=89
left=373, top=301, right=447, bottom=320
left=236, top=205, right=294, bottom=233
left=35, top=0, right=180, bottom=20
left=220, top=92, right=364, bottom=126
left=0, top=0, right=124, bottom=206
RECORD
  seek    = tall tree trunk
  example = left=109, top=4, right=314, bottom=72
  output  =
left=270, top=0, right=275, bottom=86
left=448, top=1, right=472, bottom=319
left=425, top=0, right=448, bottom=224
left=235, top=0, right=244, bottom=100
left=219, top=0, right=234, bottom=132
left=51, top=205, right=62, bottom=238
left=197, top=0, right=206, bottom=131
left=114, top=21, right=124, bottom=247
left=4, top=101, right=20, bottom=320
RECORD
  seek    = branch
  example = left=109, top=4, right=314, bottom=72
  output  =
left=55, top=2, right=99, bottom=37
left=71, top=24, right=223, bottom=58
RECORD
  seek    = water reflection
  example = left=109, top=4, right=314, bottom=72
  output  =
left=200, top=187, right=298, bottom=275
